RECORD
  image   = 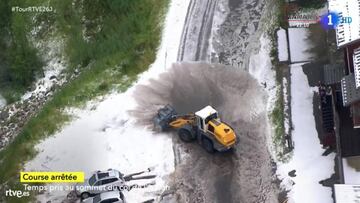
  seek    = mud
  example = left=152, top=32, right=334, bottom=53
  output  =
left=132, top=62, right=278, bottom=203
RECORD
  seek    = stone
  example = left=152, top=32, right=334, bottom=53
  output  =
left=0, top=111, right=9, bottom=120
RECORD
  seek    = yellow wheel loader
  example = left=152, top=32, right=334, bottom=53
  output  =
left=153, top=105, right=237, bottom=153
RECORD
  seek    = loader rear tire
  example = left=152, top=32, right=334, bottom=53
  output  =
left=178, top=128, right=193, bottom=142
left=202, top=138, right=214, bottom=153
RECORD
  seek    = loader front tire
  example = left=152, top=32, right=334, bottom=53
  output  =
left=202, top=138, right=214, bottom=153
left=178, top=128, right=193, bottom=142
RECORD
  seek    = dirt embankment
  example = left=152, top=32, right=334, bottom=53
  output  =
left=132, top=62, right=278, bottom=203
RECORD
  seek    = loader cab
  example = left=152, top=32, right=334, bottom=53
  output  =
left=195, top=106, right=219, bottom=132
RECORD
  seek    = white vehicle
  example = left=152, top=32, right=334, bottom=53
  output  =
left=76, top=169, right=125, bottom=199
left=82, top=191, right=125, bottom=203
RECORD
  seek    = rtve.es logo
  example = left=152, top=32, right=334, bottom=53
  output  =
left=320, top=12, right=352, bottom=30
left=5, top=189, right=30, bottom=198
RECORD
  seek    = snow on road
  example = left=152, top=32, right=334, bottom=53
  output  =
left=277, top=64, right=335, bottom=203
left=208, top=0, right=229, bottom=62
left=213, top=0, right=267, bottom=68
left=288, top=28, right=313, bottom=63
left=24, top=0, right=191, bottom=202
left=177, top=0, right=219, bottom=61
left=342, top=156, right=360, bottom=184
left=277, top=28, right=288, bottom=62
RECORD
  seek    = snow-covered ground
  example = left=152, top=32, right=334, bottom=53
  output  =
left=249, top=35, right=277, bottom=112
left=248, top=35, right=278, bottom=154
left=334, top=184, right=360, bottom=203
left=277, top=28, right=288, bottom=62
left=283, top=78, right=290, bottom=138
left=24, top=0, right=191, bottom=202
left=208, top=0, right=229, bottom=62
left=342, top=156, right=360, bottom=184
left=288, top=28, right=313, bottom=63
left=26, top=94, right=175, bottom=202
left=277, top=64, right=335, bottom=203
left=177, top=0, right=220, bottom=61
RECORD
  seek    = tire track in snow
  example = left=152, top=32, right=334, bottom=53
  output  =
left=177, top=0, right=218, bottom=61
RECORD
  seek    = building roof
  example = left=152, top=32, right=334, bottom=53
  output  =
left=323, top=64, right=345, bottom=85
left=334, top=184, right=360, bottom=203
left=341, top=74, right=360, bottom=106
left=329, top=0, right=360, bottom=47
left=195, top=106, right=217, bottom=119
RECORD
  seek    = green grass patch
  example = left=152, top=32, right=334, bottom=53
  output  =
left=269, top=34, right=292, bottom=162
left=297, top=0, right=326, bottom=9
left=276, top=0, right=288, bottom=29
left=0, top=0, right=169, bottom=202
left=267, top=0, right=292, bottom=162
left=271, top=85, right=291, bottom=162
left=0, top=0, right=44, bottom=102
left=271, top=89, right=285, bottom=137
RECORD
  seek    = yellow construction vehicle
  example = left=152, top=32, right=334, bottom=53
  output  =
left=153, top=105, right=237, bottom=152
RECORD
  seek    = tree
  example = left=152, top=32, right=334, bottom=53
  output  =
left=297, top=0, right=327, bottom=9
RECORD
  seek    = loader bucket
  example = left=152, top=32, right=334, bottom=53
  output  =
left=153, top=105, right=177, bottom=131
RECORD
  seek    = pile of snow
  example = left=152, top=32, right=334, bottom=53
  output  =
left=342, top=156, right=360, bottom=184
left=277, top=64, right=335, bottom=203
left=283, top=78, right=290, bottom=137
left=288, top=28, right=313, bottom=63
left=24, top=0, right=191, bottom=202
left=249, top=35, right=278, bottom=153
left=249, top=35, right=277, bottom=112
left=277, top=28, right=288, bottom=62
